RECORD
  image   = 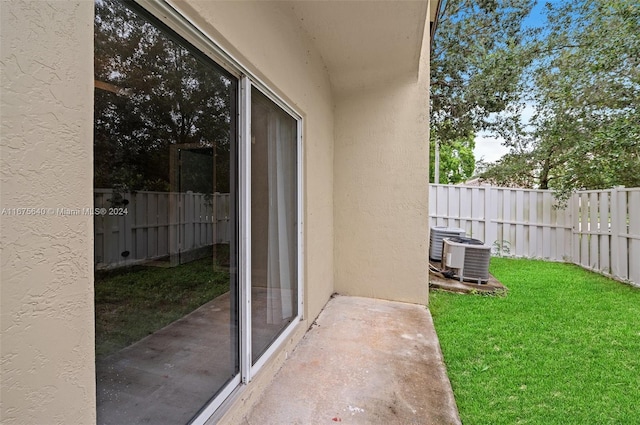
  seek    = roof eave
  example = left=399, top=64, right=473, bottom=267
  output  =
left=430, top=0, right=445, bottom=42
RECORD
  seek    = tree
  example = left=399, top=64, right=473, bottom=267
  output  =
left=430, top=0, right=536, bottom=183
left=480, top=0, right=640, bottom=199
left=94, top=0, right=234, bottom=193
left=429, top=130, right=476, bottom=184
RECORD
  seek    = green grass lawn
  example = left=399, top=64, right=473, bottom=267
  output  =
left=95, top=258, right=229, bottom=358
left=430, top=258, right=640, bottom=425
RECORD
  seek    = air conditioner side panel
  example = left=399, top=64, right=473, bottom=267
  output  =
left=443, top=240, right=465, bottom=269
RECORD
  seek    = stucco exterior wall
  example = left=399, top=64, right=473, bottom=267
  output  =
left=178, top=0, right=336, bottom=324
left=0, top=0, right=431, bottom=422
left=0, top=1, right=96, bottom=424
left=333, top=27, right=431, bottom=304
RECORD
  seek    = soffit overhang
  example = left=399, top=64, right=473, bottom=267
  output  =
left=284, top=0, right=434, bottom=92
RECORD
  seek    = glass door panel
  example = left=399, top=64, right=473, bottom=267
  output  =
left=250, top=88, right=299, bottom=363
left=93, top=1, right=238, bottom=423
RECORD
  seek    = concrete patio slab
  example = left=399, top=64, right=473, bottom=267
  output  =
left=242, top=295, right=461, bottom=425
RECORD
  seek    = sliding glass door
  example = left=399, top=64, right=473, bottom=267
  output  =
left=94, top=1, right=238, bottom=423
left=94, top=1, right=302, bottom=422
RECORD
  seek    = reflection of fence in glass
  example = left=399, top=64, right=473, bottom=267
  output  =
left=94, top=189, right=230, bottom=269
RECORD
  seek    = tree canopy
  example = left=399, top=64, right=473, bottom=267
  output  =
left=478, top=0, right=640, bottom=199
left=430, top=0, right=536, bottom=183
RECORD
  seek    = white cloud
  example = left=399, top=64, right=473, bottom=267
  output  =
left=473, top=102, right=536, bottom=163
left=474, top=133, right=510, bottom=163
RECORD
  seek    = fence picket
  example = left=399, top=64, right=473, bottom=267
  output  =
left=529, top=191, right=539, bottom=258
left=615, top=189, right=629, bottom=280
left=556, top=197, right=566, bottom=260
left=571, top=193, right=580, bottom=264
left=580, top=193, right=590, bottom=268
left=430, top=184, right=639, bottom=287
left=515, top=190, right=525, bottom=257
left=485, top=186, right=497, bottom=247
left=629, top=190, right=640, bottom=285
left=542, top=192, right=553, bottom=259
left=599, top=191, right=611, bottom=274
left=589, top=192, right=599, bottom=269
left=471, top=187, right=483, bottom=240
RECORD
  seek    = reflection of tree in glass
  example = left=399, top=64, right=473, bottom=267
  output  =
left=94, top=0, right=233, bottom=193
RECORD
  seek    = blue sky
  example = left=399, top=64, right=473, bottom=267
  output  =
left=524, top=0, right=550, bottom=28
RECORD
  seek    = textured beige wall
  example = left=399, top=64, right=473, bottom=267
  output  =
left=0, top=1, right=95, bottom=424
left=177, top=0, right=336, bottom=324
left=0, top=0, right=430, bottom=422
left=333, top=24, right=431, bottom=304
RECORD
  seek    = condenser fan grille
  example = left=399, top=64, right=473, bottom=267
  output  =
left=442, top=237, right=491, bottom=283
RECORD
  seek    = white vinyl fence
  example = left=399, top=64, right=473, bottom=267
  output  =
left=430, top=184, right=640, bottom=287
left=95, top=189, right=231, bottom=269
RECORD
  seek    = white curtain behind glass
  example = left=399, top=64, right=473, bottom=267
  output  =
left=266, top=108, right=296, bottom=323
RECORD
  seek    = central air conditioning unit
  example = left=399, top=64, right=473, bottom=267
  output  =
left=442, top=236, right=491, bottom=284
left=429, top=226, right=466, bottom=261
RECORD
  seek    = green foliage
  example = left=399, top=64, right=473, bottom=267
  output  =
left=429, top=130, right=476, bottom=184
left=431, top=0, right=535, bottom=139
left=480, top=0, right=640, bottom=199
left=478, top=151, right=538, bottom=188
left=431, top=258, right=640, bottom=424
left=430, top=0, right=536, bottom=180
